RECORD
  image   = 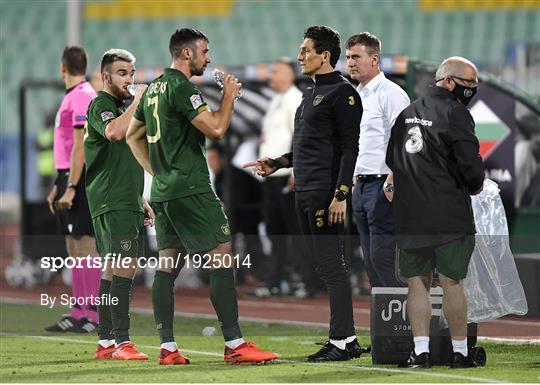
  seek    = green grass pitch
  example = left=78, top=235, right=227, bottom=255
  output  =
left=1, top=302, right=539, bottom=383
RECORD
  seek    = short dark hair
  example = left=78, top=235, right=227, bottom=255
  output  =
left=169, top=28, right=209, bottom=59
left=345, top=32, right=381, bottom=56
left=61, top=46, right=87, bottom=76
left=303, top=25, right=341, bottom=68
left=100, top=49, right=136, bottom=72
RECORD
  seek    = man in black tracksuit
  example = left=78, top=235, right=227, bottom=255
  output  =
left=244, top=26, right=363, bottom=362
left=385, top=56, right=484, bottom=369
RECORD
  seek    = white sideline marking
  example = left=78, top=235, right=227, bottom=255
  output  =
left=2, top=296, right=537, bottom=343
left=0, top=332, right=507, bottom=383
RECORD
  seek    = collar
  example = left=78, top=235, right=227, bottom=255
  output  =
left=428, top=85, right=458, bottom=101
left=314, top=71, right=342, bottom=85
left=357, top=71, right=384, bottom=94
left=99, top=90, right=124, bottom=106
left=65, top=80, right=86, bottom=95
left=166, top=67, right=188, bottom=80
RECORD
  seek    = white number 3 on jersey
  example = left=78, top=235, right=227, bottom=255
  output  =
left=405, top=126, right=424, bottom=154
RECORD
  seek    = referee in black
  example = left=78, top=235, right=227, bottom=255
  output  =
left=244, top=25, right=363, bottom=362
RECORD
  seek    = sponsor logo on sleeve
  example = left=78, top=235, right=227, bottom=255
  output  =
left=75, top=114, right=86, bottom=123
left=100, top=111, right=115, bottom=122
left=190, top=94, right=204, bottom=110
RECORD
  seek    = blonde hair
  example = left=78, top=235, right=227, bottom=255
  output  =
left=101, top=48, right=136, bottom=72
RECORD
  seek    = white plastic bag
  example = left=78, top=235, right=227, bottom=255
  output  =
left=464, top=179, right=528, bottom=322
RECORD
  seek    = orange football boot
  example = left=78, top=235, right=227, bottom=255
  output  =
left=94, top=344, right=115, bottom=359
left=224, top=341, right=279, bottom=364
left=159, top=349, right=190, bottom=365
left=111, top=342, right=149, bottom=360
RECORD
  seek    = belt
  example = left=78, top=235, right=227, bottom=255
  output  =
left=355, top=174, right=387, bottom=183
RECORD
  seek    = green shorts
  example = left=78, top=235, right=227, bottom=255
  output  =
left=152, top=192, right=231, bottom=253
left=93, top=211, right=145, bottom=258
left=399, top=235, right=475, bottom=280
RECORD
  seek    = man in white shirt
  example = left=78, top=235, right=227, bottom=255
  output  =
left=345, top=33, right=410, bottom=287
left=258, top=58, right=307, bottom=296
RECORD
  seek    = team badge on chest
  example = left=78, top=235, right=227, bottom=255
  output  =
left=313, top=95, right=325, bottom=106
left=120, top=240, right=132, bottom=252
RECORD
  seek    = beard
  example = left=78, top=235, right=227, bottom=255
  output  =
left=109, top=79, right=130, bottom=100
left=189, top=60, right=205, bottom=77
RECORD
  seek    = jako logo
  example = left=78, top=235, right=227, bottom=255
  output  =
left=381, top=299, right=407, bottom=321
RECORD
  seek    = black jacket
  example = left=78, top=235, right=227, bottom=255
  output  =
left=386, top=86, right=484, bottom=249
left=284, top=71, right=362, bottom=192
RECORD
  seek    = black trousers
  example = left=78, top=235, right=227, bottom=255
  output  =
left=263, top=176, right=316, bottom=289
left=295, top=189, right=355, bottom=339
left=54, top=169, right=94, bottom=237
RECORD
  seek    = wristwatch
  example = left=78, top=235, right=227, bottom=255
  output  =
left=334, top=190, right=347, bottom=201
left=67, top=182, right=77, bottom=190
left=334, top=185, right=349, bottom=202
left=383, top=182, right=394, bottom=193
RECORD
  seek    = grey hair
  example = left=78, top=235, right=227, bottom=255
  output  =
left=435, top=56, right=477, bottom=80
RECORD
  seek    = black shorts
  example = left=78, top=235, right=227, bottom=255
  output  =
left=54, top=169, right=94, bottom=238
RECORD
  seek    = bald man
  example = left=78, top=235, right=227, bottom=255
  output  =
left=385, top=56, right=484, bottom=369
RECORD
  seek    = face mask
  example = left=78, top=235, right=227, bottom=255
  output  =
left=451, top=82, right=477, bottom=106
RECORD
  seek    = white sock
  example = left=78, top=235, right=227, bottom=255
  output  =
left=225, top=337, right=245, bottom=350
left=98, top=339, right=114, bottom=348
left=329, top=338, right=346, bottom=350
left=345, top=335, right=357, bottom=344
left=413, top=336, right=430, bottom=355
left=452, top=338, right=468, bottom=357
left=161, top=342, right=178, bottom=352
left=115, top=340, right=130, bottom=348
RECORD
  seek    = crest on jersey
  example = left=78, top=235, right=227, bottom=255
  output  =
left=120, top=240, right=132, bottom=252
left=313, top=95, right=324, bottom=106
left=221, top=224, right=230, bottom=236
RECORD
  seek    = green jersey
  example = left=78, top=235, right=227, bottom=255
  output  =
left=84, top=91, right=144, bottom=218
left=134, top=68, right=213, bottom=203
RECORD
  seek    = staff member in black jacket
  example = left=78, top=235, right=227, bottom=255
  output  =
left=244, top=25, right=363, bottom=362
left=385, top=56, right=484, bottom=369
